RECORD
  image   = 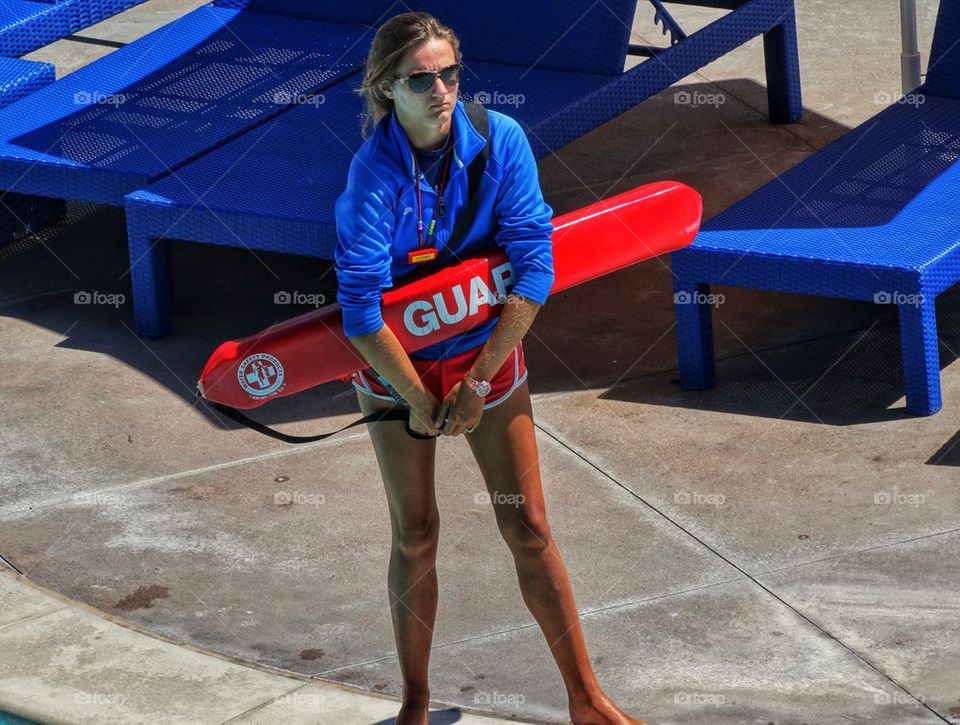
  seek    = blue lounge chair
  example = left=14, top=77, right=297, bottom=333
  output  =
left=0, top=2, right=370, bottom=205
left=0, top=57, right=61, bottom=245
left=0, top=57, right=54, bottom=109
left=124, top=0, right=803, bottom=337
left=672, top=0, right=960, bottom=415
left=0, top=0, right=145, bottom=58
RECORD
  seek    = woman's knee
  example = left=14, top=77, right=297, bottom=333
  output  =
left=391, top=511, right=441, bottom=556
left=495, top=508, right=552, bottom=552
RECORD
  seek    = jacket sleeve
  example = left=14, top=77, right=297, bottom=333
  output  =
left=334, top=154, right=396, bottom=337
left=492, top=116, right=555, bottom=304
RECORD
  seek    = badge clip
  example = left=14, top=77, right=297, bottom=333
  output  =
left=408, top=248, right=438, bottom=264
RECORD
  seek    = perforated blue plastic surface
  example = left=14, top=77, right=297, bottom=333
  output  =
left=0, top=57, right=60, bottom=245
left=0, top=4, right=367, bottom=204
left=0, top=58, right=55, bottom=109
left=213, top=0, right=636, bottom=76
left=0, top=1, right=74, bottom=57
left=0, top=0, right=145, bottom=57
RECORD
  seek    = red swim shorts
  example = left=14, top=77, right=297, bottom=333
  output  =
left=349, top=343, right=527, bottom=410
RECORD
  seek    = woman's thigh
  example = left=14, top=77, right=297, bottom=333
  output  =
left=356, top=392, right=440, bottom=536
left=464, top=381, right=549, bottom=541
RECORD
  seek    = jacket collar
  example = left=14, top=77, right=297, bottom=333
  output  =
left=385, top=99, right=487, bottom=181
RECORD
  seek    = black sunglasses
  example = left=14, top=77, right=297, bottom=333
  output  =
left=393, top=63, right=462, bottom=94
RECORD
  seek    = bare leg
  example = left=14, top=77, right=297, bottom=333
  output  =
left=358, top=392, right=440, bottom=725
left=466, top=382, right=646, bottom=725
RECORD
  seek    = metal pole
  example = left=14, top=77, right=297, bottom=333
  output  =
left=901, top=0, right=922, bottom=94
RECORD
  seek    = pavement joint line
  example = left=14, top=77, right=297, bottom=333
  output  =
left=311, top=574, right=749, bottom=677
left=0, top=605, right=68, bottom=633
left=0, top=569, right=317, bottom=682
left=0, top=427, right=373, bottom=519
left=0, top=571, right=522, bottom=724
left=214, top=681, right=312, bottom=724
left=532, top=423, right=949, bottom=720
left=751, top=524, right=960, bottom=580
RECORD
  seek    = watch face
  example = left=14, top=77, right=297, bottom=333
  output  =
left=475, top=380, right=492, bottom=397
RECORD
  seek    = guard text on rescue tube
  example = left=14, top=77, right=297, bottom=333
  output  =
left=403, top=262, right=514, bottom=336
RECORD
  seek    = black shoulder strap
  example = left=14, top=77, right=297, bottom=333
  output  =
left=463, top=99, right=490, bottom=198
left=436, top=100, right=489, bottom=263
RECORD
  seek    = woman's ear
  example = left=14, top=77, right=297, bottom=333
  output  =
left=378, top=79, right=394, bottom=100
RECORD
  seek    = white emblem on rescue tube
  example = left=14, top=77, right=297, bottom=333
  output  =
left=404, top=262, right=514, bottom=337
left=238, top=353, right=285, bottom=398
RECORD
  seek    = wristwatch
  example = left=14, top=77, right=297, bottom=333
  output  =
left=463, top=373, right=492, bottom=398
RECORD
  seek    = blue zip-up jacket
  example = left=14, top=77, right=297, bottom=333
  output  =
left=334, top=100, right=555, bottom=360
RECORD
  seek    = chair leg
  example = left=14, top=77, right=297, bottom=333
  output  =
left=763, top=4, right=803, bottom=123
left=898, top=297, right=942, bottom=415
left=674, top=279, right=716, bottom=390
left=128, top=233, right=173, bottom=339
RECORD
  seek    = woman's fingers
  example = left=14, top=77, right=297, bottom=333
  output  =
left=441, top=384, right=483, bottom=436
left=435, top=398, right=452, bottom=431
left=407, top=408, right=439, bottom=437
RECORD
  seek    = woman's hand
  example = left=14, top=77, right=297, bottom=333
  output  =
left=407, top=389, right=443, bottom=437
left=437, top=381, right=484, bottom=436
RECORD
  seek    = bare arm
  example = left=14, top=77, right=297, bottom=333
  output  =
left=437, top=292, right=541, bottom=435
left=467, top=293, right=540, bottom=381
left=347, top=325, right=443, bottom=435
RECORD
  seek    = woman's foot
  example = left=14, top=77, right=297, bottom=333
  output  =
left=395, top=698, right=431, bottom=725
left=570, top=691, right=647, bottom=725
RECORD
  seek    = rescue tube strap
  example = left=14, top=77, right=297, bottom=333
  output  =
left=202, top=394, right=437, bottom=443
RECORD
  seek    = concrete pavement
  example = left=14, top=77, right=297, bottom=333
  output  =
left=1, top=0, right=957, bottom=723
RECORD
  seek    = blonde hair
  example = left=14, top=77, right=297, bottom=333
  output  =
left=357, top=12, right=461, bottom=137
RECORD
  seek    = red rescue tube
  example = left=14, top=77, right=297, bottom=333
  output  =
left=198, top=181, right=702, bottom=409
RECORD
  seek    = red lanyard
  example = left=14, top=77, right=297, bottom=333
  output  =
left=407, top=134, right=453, bottom=265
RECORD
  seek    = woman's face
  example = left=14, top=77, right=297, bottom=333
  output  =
left=381, top=38, right=458, bottom=138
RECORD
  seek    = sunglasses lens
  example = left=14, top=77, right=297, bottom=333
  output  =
left=408, top=74, right=434, bottom=93
left=440, top=65, right=461, bottom=85
left=405, top=65, right=461, bottom=93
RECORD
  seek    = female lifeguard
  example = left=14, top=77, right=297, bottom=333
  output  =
left=335, top=12, right=645, bottom=725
